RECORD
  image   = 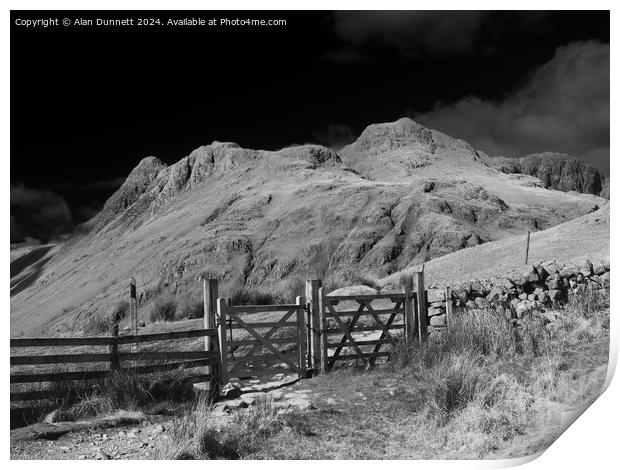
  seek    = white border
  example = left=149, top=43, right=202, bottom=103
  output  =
left=3, top=2, right=616, bottom=469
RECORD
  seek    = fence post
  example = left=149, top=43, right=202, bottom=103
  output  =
left=524, top=231, right=531, bottom=264
left=202, top=278, right=218, bottom=388
left=305, top=279, right=322, bottom=375
left=445, top=286, right=452, bottom=332
left=415, top=268, right=428, bottom=344
left=217, top=297, right=229, bottom=388
left=403, top=275, right=415, bottom=345
left=295, top=296, right=307, bottom=379
left=129, top=278, right=138, bottom=353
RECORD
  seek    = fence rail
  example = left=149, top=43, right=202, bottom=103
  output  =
left=10, top=328, right=218, bottom=405
left=10, top=328, right=217, bottom=348
left=11, top=273, right=431, bottom=409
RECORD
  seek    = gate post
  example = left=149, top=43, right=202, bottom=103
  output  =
left=217, top=297, right=229, bottom=388
left=295, top=296, right=307, bottom=379
left=318, top=287, right=328, bottom=374
left=305, top=279, right=322, bottom=375
left=415, top=268, right=428, bottom=344
left=202, top=278, right=218, bottom=388
left=403, top=275, right=415, bottom=345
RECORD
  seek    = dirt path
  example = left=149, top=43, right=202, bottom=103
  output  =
left=10, top=416, right=172, bottom=460
left=10, top=375, right=315, bottom=460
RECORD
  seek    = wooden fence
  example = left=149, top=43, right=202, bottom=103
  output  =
left=10, top=328, right=218, bottom=404
left=10, top=271, right=430, bottom=406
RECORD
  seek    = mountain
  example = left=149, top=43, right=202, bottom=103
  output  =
left=487, top=152, right=605, bottom=196
left=10, top=118, right=605, bottom=336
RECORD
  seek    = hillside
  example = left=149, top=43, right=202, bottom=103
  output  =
left=383, top=203, right=610, bottom=287
left=10, top=118, right=605, bottom=336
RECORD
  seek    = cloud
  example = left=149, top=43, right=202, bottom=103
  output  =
left=331, top=11, right=487, bottom=58
left=313, top=124, right=357, bottom=150
left=413, top=41, right=610, bottom=174
left=11, top=184, right=73, bottom=242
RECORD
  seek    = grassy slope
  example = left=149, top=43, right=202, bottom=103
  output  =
left=382, top=203, right=610, bottom=287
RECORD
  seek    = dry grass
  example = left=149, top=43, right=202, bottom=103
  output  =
left=10, top=368, right=203, bottom=428
left=152, top=396, right=292, bottom=459
left=82, top=312, right=113, bottom=335
left=229, top=277, right=306, bottom=306
left=150, top=286, right=609, bottom=459
left=149, top=297, right=178, bottom=322
left=176, top=295, right=204, bottom=320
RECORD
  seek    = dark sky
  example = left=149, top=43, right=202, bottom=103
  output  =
left=10, top=10, right=610, bottom=242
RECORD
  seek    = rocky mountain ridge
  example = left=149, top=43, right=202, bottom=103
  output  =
left=10, top=118, right=606, bottom=335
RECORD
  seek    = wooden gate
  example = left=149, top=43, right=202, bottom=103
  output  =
left=319, top=289, right=417, bottom=373
left=216, top=296, right=307, bottom=384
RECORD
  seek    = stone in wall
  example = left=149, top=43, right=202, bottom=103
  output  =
left=434, top=257, right=610, bottom=327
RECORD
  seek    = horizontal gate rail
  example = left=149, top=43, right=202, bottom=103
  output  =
left=326, top=338, right=395, bottom=348
left=323, top=324, right=404, bottom=334
left=226, top=321, right=299, bottom=330
left=227, top=352, right=299, bottom=363
left=324, top=293, right=406, bottom=302
left=227, top=304, right=302, bottom=313
left=324, top=307, right=405, bottom=317
left=227, top=337, right=298, bottom=346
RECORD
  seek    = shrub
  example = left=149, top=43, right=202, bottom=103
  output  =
left=149, top=297, right=177, bottom=322
left=177, top=295, right=204, bottom=319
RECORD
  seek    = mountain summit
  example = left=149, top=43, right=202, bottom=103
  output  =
left=10, top=119, right=605, bottom=335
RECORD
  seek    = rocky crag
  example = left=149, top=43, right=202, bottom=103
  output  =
left=488, top=152, right=606, bottom=197
left=10, top=118, right=606, bottom=336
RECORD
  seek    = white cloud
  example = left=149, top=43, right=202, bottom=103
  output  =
left=414, top=41, right=610, bottom=174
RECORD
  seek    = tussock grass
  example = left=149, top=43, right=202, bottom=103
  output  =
left=176, top=295, right=204, bottom=319
left=230, top=288, right=282, bottom=306
left=149, top=296, right=178, bottom=322
left=82, top=300, right=130, bottom=334
left=82, top=312, right=113, bottom=335
left=229, top=277, right=306, bottom=306
left=11, top=368, right=202, bottom=427
left=152, top=396, right=290, bottom=459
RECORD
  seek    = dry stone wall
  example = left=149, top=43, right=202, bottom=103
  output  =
left=425, top=257, right=610, bottom=331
